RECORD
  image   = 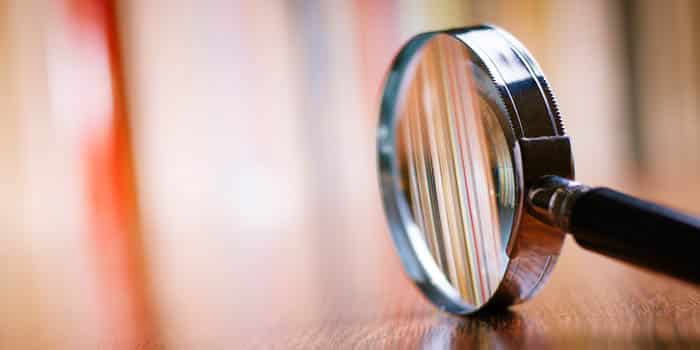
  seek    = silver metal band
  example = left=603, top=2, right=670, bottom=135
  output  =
left=528, top=176, right=590, bottom=232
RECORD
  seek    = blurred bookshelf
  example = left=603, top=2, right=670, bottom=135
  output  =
left=0, top=0, right=699, bottom=347
left=624, top=0, right=700, bottom=179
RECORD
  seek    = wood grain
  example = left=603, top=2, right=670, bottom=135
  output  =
left=222, top=185, right=700, bottom=349
left=220, top=239, right=699, bottom=349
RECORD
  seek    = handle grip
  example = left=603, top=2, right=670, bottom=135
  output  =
left=570, top=188, right=700, bottom=284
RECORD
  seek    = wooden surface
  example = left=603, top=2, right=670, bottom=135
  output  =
left=224, top=184, right=700, bottom=349
left=228, top=243, right=700, bottom=349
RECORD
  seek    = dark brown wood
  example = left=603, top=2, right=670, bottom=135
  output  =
left=225, top=244, right=700, bottom=348
left=214, top=184, right=700, bottom=349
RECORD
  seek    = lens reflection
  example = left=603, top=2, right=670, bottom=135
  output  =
left=396, top=35, right=516, bottom=307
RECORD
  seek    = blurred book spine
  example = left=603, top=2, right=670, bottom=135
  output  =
left=629, top=0, right=700, bottom=180
left=46, top=0, right=156, bottom=345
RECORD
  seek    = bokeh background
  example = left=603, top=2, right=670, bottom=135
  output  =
left=1, top=0, right=699, bottom=348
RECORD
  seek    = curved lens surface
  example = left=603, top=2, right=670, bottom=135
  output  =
left=395, top=35, right=516, bottom=307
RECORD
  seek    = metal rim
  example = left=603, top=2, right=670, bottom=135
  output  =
left=378, top=25, right=571, bottom=314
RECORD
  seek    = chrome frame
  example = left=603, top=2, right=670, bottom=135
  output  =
left=377, top=25, right=574, bottom=314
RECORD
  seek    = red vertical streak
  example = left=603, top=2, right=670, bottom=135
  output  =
left=61, top=0, right=156, bottom=344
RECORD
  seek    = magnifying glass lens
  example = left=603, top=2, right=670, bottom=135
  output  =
left=384, top=26, right=700, bottom=314
left=395, top=35, right=517, bottom=307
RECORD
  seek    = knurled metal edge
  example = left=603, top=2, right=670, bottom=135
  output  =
left=472, top=55, right=523, bottom=143
left=539, top=76, right=566, bottom=135
left=487, top=25, right=567, bottom=137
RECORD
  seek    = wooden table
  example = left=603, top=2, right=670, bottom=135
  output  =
left=219, top=183, right=700, bottom=349
left=226, top=244, right=700, bottom=349
left=9, top=179, right=697, bottom=349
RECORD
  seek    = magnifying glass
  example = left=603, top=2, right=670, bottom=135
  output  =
left=377, top=25, right=700, bottom=315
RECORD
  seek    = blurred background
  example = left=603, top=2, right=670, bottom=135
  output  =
left=1, top=0, right=699, bottom=348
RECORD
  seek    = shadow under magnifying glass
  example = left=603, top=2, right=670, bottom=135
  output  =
left=422, top=310, right=545, bottom=349
left=422, top=310, right=700, bottom=349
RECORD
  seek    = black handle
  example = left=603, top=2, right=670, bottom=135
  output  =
left=570, top=187, right=700, bottom=285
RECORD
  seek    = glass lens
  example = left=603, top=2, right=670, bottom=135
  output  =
left=395, top=35, right=517, bottom=307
